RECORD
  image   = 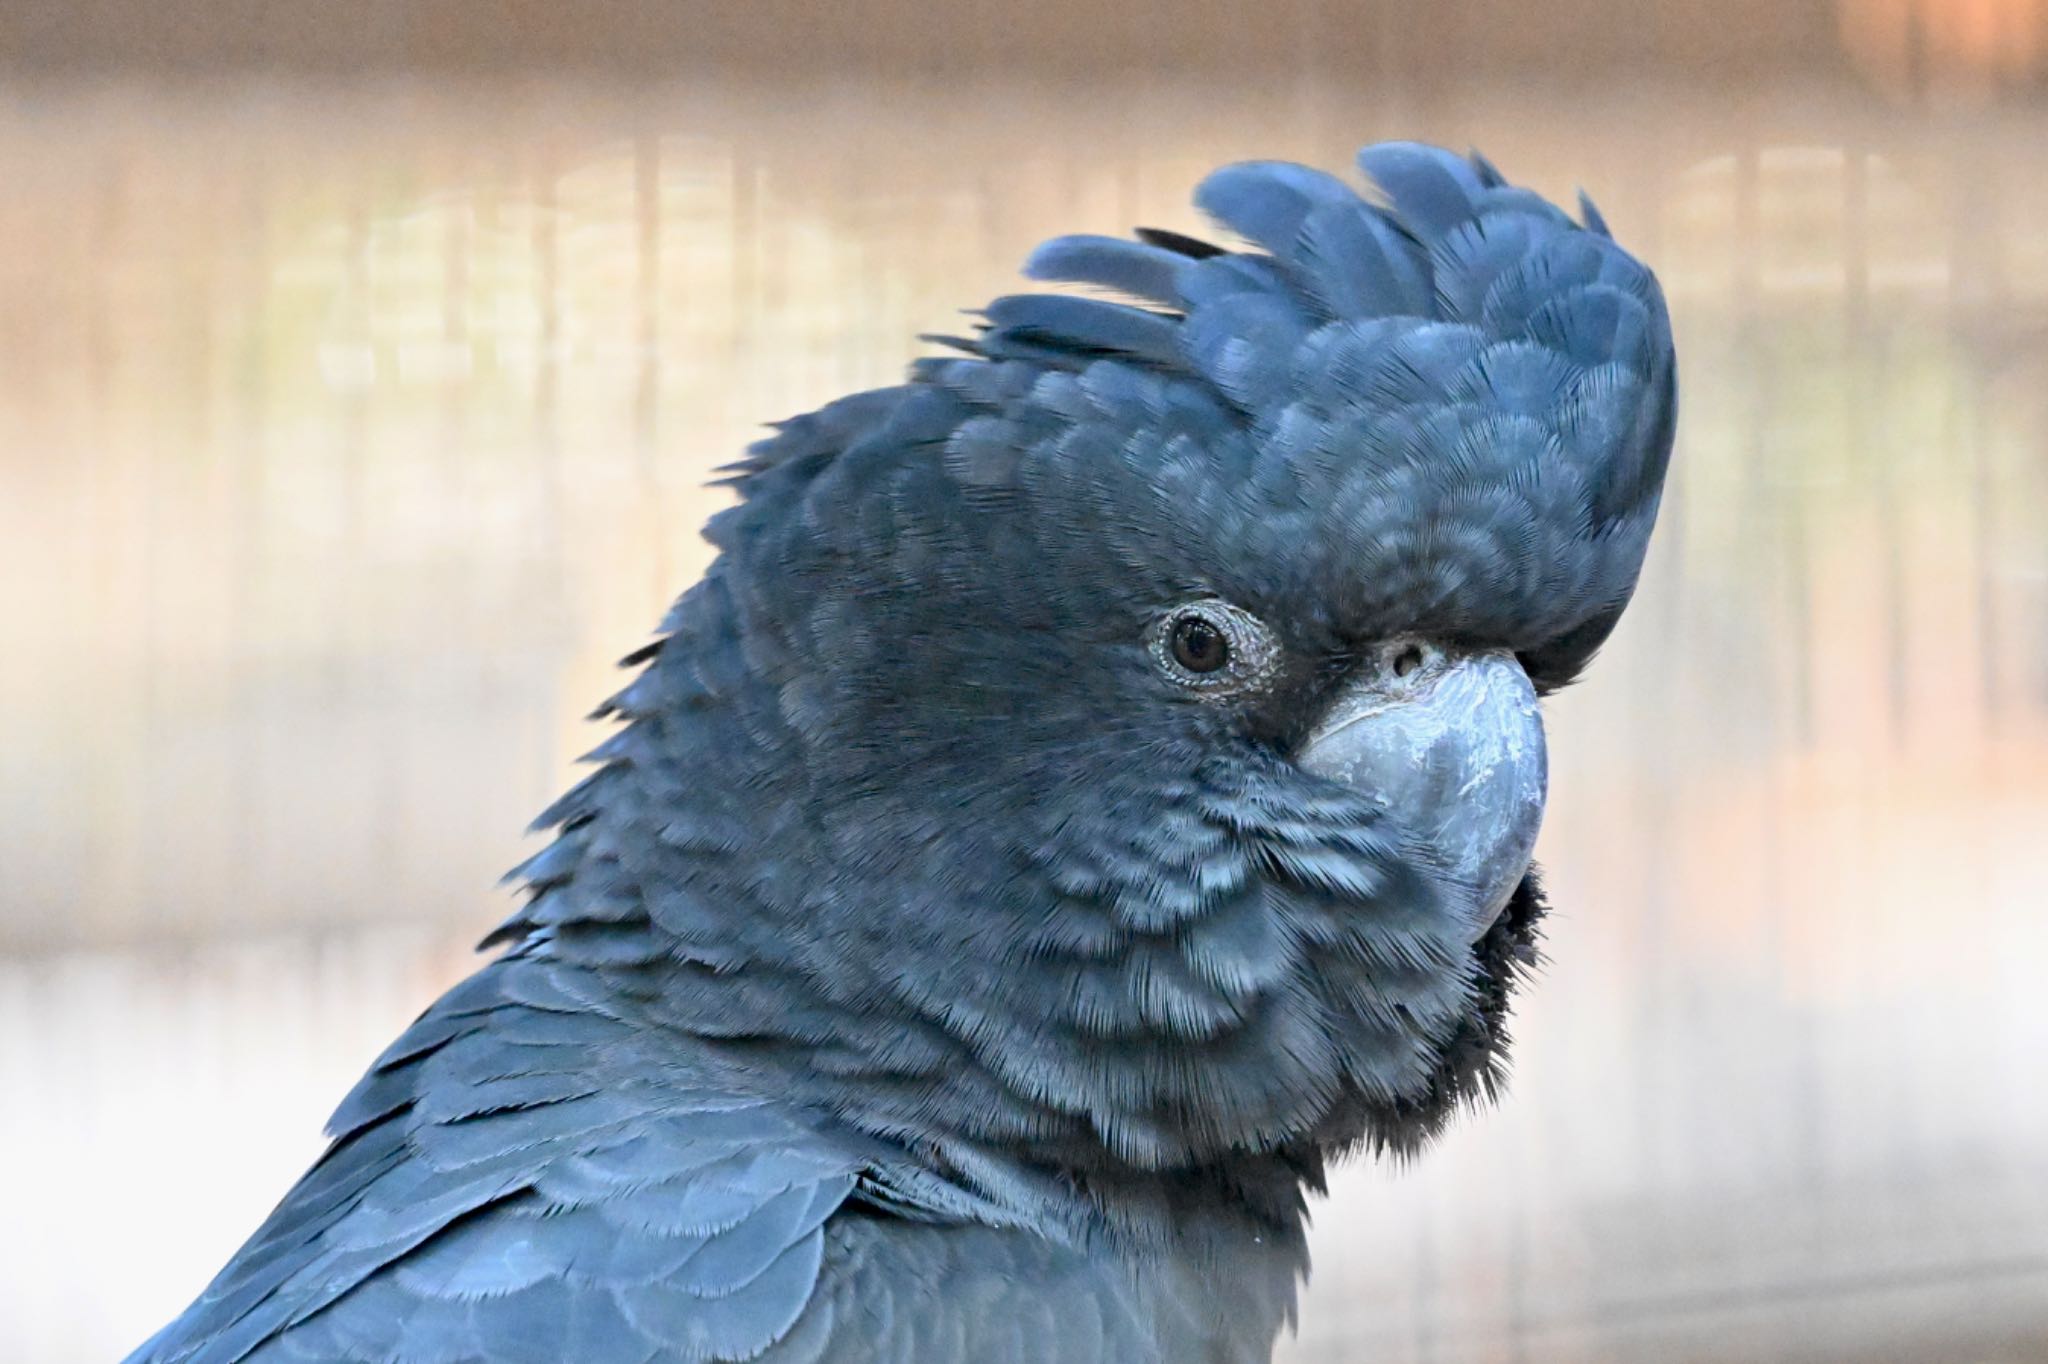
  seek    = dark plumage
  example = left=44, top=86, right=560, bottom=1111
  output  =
left=129, top=140, right=1675, bottom=1363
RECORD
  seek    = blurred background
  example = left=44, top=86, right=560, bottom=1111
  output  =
left=4, top=2, right=2048, bottom=1360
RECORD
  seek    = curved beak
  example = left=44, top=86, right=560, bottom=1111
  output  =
left=1296, top=646, right=1546, bottom=942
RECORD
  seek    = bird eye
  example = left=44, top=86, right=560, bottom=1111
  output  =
left=1169, top=614, right=1230, bottom=673
left=1391, top=643, right=1426, bottom=678
left=1149, top=599, right=1279, bottom=696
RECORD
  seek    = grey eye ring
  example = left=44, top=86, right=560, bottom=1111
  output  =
left=1148, top=599, right=1281, bottom=695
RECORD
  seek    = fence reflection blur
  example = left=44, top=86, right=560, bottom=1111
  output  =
left=2, top=68, right=2046, bottom=1363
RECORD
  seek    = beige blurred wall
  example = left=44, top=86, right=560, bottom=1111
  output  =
left=3, top=0, right=1847, bottom=79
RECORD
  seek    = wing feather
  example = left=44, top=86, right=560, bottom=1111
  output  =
left=126, top=958, right=861, bottom=1364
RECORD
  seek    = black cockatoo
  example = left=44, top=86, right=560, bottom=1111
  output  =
left=130, top=140, right=1675, bottom=1363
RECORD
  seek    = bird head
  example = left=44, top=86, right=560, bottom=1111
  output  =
left=512, top=142, right=1675, bottom=1186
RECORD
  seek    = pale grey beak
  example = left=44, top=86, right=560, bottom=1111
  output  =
left=1296, top=645, right=1547, bottom=942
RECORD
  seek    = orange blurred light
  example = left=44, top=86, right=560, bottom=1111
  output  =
left=1839, top=0, right=2047, bottom=95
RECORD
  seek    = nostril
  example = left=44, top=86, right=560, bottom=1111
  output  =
left=1391, top=644, right=1426, bottom=678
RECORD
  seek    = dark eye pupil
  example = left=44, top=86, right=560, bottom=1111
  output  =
left=1170, top=616, right=1229, bottom=673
